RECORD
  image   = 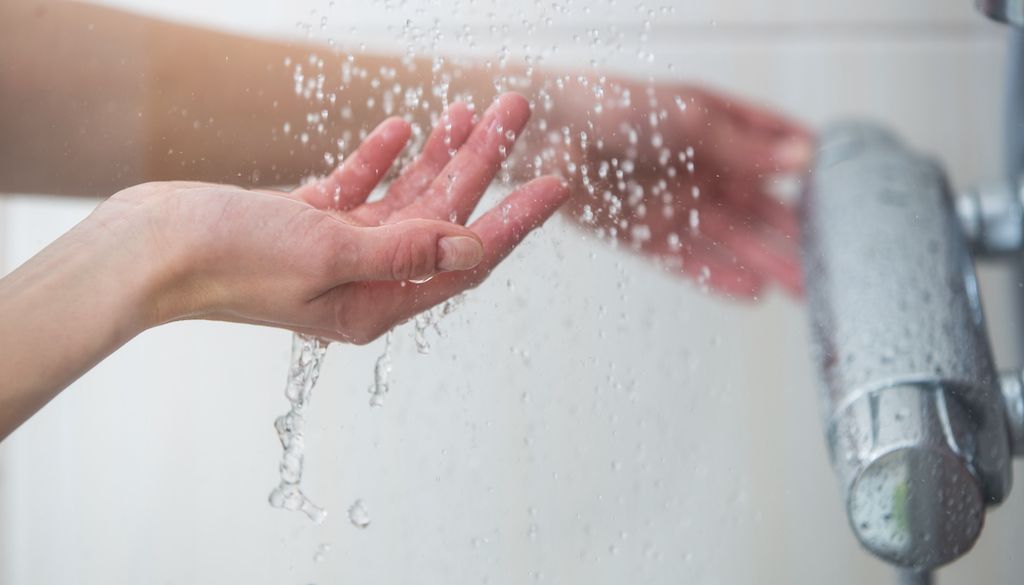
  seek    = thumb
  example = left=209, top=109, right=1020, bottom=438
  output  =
left=341, top=219, right=484, bottom=283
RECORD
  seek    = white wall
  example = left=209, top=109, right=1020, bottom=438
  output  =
left=2, top=1, right=1023, bottom=584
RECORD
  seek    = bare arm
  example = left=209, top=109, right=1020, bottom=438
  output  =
left=0, top=94, right=568, bottom=439
left=0, top=0, right=510, bottom=196
left=0, top=0, right=813, bottom=296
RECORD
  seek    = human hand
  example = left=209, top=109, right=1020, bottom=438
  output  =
left=103, top=93, right=567, bottom=343
left=536, top=79, right=812, bottom=299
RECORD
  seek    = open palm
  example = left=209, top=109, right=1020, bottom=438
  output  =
left=284, top=93, right=567, bottom=342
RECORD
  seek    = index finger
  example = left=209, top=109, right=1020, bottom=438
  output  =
left=392, top=93, right=531, bottom=225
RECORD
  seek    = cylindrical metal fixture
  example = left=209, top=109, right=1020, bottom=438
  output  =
left=802, top=123, right=1013, bottom=570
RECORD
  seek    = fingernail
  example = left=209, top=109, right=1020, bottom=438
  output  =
left=776, top=138, right=813, bottom=169
left=437, top=236, right=483, bottom=271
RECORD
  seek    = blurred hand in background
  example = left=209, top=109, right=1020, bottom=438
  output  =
left=538, top=80, right=811, bottom=299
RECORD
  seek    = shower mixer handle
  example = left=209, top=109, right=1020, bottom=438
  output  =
left=802, top=123, right=1014, bottom=570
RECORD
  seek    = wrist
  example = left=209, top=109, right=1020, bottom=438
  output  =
left=81, top=189, right=195, bottom=333
left=0, top=195, right=172, bottom=435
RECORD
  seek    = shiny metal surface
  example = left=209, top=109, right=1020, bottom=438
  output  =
left=834, top=385, right=984, bottom=568
left=1000, top=368, right=1024, bottom=455
left=1006, top=29, right=1024, bottom=177
left=899, top=569, right=933, bottom=585
left=802, top=123, right=1013, bottom=570
left=956, top=177, right=1024, bottom=256
left=978, top=0, right=1024, bottom=26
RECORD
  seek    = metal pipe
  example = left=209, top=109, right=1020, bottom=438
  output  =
left=956, top=177, right=1024, bottom=256
left=899, top=569, right=934, bottom=585
left=1006, top=28, right=1024, bottom=174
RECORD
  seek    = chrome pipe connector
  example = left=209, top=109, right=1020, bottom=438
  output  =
left=956, top=176, right=1024, bottom=256
left=831, top=384, right=985, bottom=568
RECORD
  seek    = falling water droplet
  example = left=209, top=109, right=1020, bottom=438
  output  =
left=348, top=499, right=371, bottom=529
left=313, top=543, right=331, bottom=563
left=269, top=334, right=329, bottom=524
left=368, top=331, right=394, bottom=407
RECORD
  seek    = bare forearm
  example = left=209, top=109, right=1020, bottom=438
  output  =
left=0, top=213, right=157, bottom=438
left=0, top=92, right=567, bottom=438
left=0, top=0, right=329, bottom=195
left=0, top=0, right=520, bottom=196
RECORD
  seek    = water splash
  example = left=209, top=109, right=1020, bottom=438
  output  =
left=268, top=333, right=330, bottom=523
left=368, top=331, right=394, bottom=407
left=413, top=294, right=466, bottom=354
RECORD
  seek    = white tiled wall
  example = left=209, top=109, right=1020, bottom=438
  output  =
left=2, top=1, right=1022, bottom=584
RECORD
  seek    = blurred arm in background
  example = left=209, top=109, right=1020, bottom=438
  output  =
left=0, top=0, right=811, bottom=296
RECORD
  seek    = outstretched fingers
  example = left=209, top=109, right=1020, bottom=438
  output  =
left=292, top=117, right=412, bottom=210
left=364, top=102, right=476, bottom=217
left=686, top=88, right=813, bottom=177
left=312, top=176, right=570, bottom=343
left=407, top=175, right=570, bottom=307
left=393, top=93, right=532, bottom=225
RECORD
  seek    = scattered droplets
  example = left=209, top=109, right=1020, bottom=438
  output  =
left=667, top=232, right=681, bottom=251
left=331, top=185, right=343, bottom=209
left=697, top=265, right=712, bottom=292
left=348, top=499, right=372, bottom=529
left=270, top=4, right=725, bottom=555
left=580, top=204, right=595, bottom=224
left=413, top=294, right=465, bottom=354
left=313, top=543, right=331, bottom=563
left=630, top=224, right=652, bottom=246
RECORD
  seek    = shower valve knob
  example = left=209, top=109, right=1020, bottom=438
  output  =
left=803, top=122, right=1014, bottom=571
